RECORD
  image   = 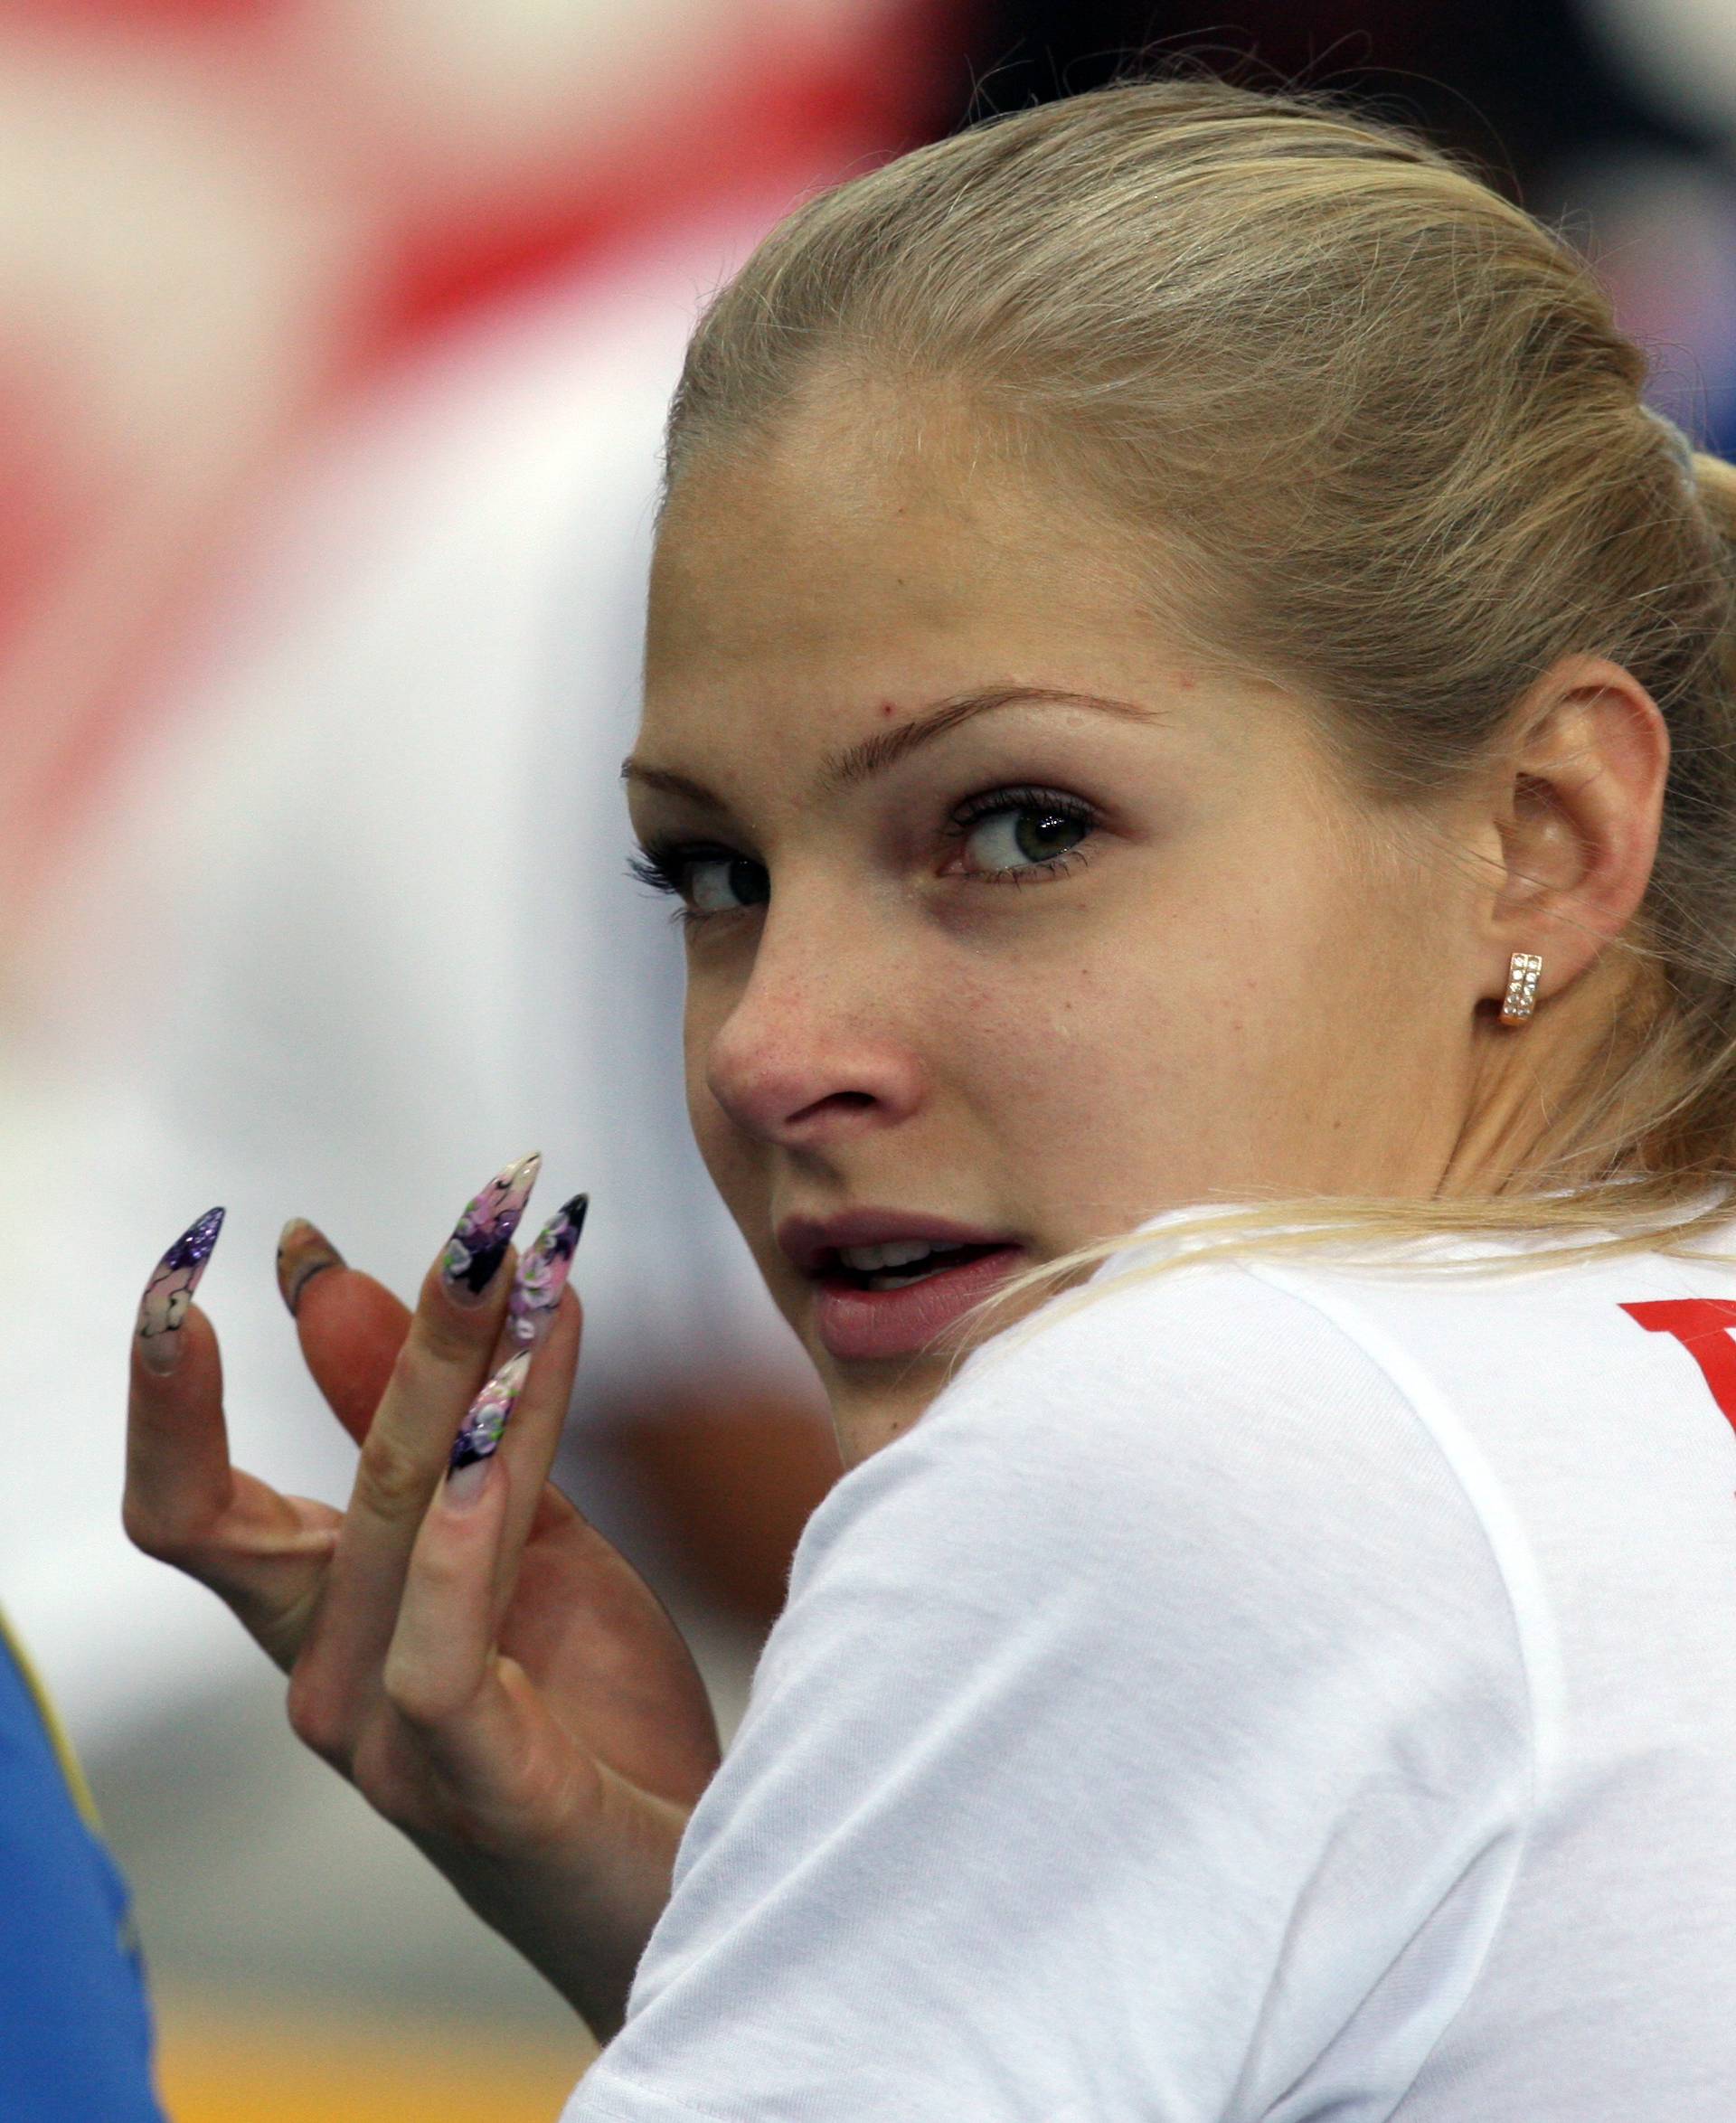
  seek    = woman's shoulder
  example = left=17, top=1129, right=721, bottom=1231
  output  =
left=779, top=1238, right=1533, bottom=1769
left=935, top=1199, right=1728, bottom=1477
left=811, top=1242, right=1499, bottom=1618
left=938, top=1237, right=1420, bottom=1473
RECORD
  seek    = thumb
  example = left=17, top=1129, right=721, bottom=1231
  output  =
left=278, top=1219, right=412, bottom=1446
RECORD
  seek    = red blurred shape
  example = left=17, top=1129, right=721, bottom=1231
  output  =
left=0, top=352, right=103, bottom=657
left=13, top=0, right=280, bottom=20
left=373, top=8, right=956, bottom=370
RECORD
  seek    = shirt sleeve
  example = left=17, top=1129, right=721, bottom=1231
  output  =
left=561, top=1263, right=1539, bottom=2123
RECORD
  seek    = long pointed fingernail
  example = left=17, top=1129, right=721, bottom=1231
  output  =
left=505, top=1193, right=587, bottom=1347
left=277, top=1217, right=345, bottom=1317
left=448, top=1348, right=533, bottom=1475
left=441, top=1152, right=541, bottom=1305
left=136, top=1207, right=225, bottom=1375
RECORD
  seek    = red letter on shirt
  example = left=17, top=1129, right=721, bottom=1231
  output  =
left=1619, top=1299, right=1736, bottom=1435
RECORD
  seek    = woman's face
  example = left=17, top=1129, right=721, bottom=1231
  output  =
left=628, top=388, right=1486, bottom=1464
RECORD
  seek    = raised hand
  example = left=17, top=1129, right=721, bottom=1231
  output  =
left=123, top=1157, right=722, bottom=2038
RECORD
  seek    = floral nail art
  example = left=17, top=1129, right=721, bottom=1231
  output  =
left=448, top=1348, right=533, bottom=1471
left=440, top=1152, right=541, bottom=1303
left=505, top=1193, right=588, bottom=1346
left=136, top=1207, right=225, bottom=1372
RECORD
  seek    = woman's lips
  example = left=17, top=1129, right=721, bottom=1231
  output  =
left=810, top=1245, right=1026, bottom=1362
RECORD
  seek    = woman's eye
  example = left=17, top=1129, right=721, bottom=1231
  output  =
left=626, top=844, right=766, bottom=925
left=950, top=788, right=1098, bottom=882
left=686, top=853, right=769, bottom=915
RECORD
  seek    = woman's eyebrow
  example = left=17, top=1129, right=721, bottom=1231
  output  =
left=619, top=684, right=1163, bottom=811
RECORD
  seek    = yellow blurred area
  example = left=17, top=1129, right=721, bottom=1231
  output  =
left=153, top=1987, right=599, bottom=2123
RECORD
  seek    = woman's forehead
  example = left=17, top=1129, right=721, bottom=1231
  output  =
left=654, top=373, right=1122, bottom=580
left=638, top=392, right=1297, bottom=785
left=646, top=440, right=1159, bottom=694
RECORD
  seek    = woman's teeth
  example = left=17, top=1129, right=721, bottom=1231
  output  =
left=835, top=1238, right=974, bottom=1289
left=837, top=1239, right=967, bottom=1272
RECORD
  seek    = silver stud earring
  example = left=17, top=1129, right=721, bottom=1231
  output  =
left=1499, top=951, right=1543, bottom=1025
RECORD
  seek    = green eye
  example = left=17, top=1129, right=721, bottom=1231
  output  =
left=949, top=786, right=1099, bottom=882
left=958, top=799, right=1092, bottom=875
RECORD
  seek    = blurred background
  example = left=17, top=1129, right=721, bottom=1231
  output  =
left=1, top=0, right=1733, bottom=2115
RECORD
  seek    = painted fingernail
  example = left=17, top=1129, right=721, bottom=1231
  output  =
left=448, top=1348, right=533, bottom=1476
left=505, top=1193, right=588, bottom=1347
left=440, top=1152, right=541, bottom=1305
left=277, top=1217, right=345, bottom=1317
left=136, top=1207, right=225, bottom=1376
left=444, top=1452, right=493, bottom=1508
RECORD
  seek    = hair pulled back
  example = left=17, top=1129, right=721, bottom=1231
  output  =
left=658, top=74, right=1736, bottom=1329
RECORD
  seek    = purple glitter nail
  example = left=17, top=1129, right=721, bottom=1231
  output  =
left=136, top=1207, right=225, bottom=1358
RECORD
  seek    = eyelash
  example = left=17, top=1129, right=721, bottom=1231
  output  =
left=625, top=784, right=1100, bottom=929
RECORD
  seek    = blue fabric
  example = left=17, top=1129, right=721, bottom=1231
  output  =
left=0, top=1626, right=165, bottom=2121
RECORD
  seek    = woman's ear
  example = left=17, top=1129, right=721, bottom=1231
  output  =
left=1479, top=653, right=1670, bottom=1005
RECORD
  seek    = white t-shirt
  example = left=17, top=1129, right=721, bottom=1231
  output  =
left=562, top=1203, right=1736, bottom=2120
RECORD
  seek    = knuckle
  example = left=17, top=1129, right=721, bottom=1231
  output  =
left=352, top=1429, right=437, bottom=1523
left=382, top=1644, right=459, bottom=1732
left=418, top=1310, right=487, bottom=1369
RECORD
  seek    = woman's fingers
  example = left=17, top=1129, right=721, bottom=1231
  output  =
left=459, top=1191, right=588, bottom=1618
left=382, top=1452, right=517, bottom=1779
left=278, top=1221, right=412, bottom=1447
left=288, top=1154, right=545, bottom=1749
left=127, top=1161, right=586, bottom=1763
left=280, top=1185, right=583, bottom=1467
left=384, top=1451, right=600, bottom=1845
left=480, top=1285, right=585, bottom=1622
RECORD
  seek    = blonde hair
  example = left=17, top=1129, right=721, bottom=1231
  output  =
left=658, top=73, right=1736, bottom=1362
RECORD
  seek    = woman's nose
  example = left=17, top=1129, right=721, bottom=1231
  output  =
left=703, top=922, right=928, bottom=1146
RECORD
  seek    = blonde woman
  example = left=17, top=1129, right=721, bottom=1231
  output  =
left=125, top=77, right=1736, bottom=2119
